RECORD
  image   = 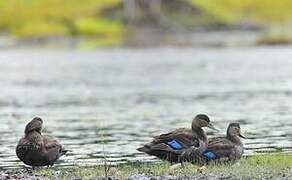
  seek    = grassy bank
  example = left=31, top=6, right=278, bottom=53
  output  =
left=1, top=0, right=292, bottom=47
left=4, top=153, right=291, bottom=180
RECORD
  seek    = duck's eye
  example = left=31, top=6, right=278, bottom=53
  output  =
left=235, top=128, right=241, bottom=134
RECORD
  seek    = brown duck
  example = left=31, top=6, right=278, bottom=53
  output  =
left=202, top=123, right=245, bottom=162
left=16, top=117, right=67, bottom=168
left=137, top=114, right=217, bottom=163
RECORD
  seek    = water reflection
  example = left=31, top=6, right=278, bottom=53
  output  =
left=0, top=47, right=292, bottom=169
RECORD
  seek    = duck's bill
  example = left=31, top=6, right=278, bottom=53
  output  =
left=207, top=123, right=219, bottom=131
left=239, top=133, right=246, bottom=138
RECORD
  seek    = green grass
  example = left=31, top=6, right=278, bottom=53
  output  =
left=0, top=0, right=124, bottom=44
left=29, top=153, right=292, bottom=179
left=190, top=0, right=292, bottom=24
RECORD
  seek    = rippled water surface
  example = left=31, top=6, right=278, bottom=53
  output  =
left=1, top=47, right=292, bottom=169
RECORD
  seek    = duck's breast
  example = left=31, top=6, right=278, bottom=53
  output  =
left=16, top=138, right=31, bottom=161
left=233, top=145, right=244, bottom=158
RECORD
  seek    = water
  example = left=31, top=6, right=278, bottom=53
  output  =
left=0, top=47, right=292, bottom=169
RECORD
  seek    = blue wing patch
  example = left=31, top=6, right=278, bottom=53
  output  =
left=166, top=139, right=183, bottom=150
left=203, top=150, right=218, bottom=160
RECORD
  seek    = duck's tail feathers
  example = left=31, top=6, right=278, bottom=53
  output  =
left=137, top=145, right=151, bottom=153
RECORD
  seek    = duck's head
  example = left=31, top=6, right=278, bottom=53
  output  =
left=192, top=114, right=217, bottom=131
left=24, top=117, right=43, bottom=135
left=227, top=123, right=245, bottom=138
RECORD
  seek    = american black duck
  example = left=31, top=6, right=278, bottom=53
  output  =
left=202, top=122, right=245, bottom=162
left=16, top=117, right=67, bottom=168
left=137, top=114, right=217, bottom=163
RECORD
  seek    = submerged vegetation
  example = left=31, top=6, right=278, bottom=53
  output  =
left=3, top=153, right=291, bottom=179
left=0, top=0, right=292, bottom=46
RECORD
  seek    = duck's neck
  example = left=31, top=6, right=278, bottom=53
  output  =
left=192, top=126, right=207, bottom=142
left=227, top=133, right=242, bottom=146
left=25, top=131, right=43, bottom=149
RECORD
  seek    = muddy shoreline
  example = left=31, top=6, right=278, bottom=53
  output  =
left=1, top=154, right=291, bottom=180
left=1, top=170, right=290, bottom=180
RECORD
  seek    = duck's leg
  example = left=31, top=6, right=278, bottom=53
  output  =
left=170, top=155, right=184, bottom=169
left=47, top=163, right=54, bottom=168
left=197, top=165, right=207, bottom=173
left=23, top=165, right=33, bottom=172
left=196, top=157, right=207, bottom=173
left=180, top=161, right=185, bottom=168
left=179, top=155, right=187, bottom=168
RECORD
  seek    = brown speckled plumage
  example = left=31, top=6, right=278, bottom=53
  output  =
left=205, top=123, right=245, bottom=162
left=16, top=117, right=67, bottom=168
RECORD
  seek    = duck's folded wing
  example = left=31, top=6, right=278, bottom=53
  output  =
left=43, top=135, right=67, bottom=159
left=43, top=135, right=60, bottom=149
left=150, top=129, right=200, bottom=150
left=206, top=138, right=235, bottom=158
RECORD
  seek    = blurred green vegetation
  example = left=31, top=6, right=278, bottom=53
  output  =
left=0, top=0, right=292, bottom=46
left=191, top=0, right=292, bottom=24
left=257, top=29, right=292, bottom=45
left=0, top=0, right=124, bottom=46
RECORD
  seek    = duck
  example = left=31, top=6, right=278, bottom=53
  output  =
left=16, top=117, right=67, bottom=168
left=137, top=114, right=217, bottom=163
left=202, top=122, right=245, bottom=162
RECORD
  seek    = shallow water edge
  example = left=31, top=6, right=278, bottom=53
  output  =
left=1, top=47, right=292, bottom=169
